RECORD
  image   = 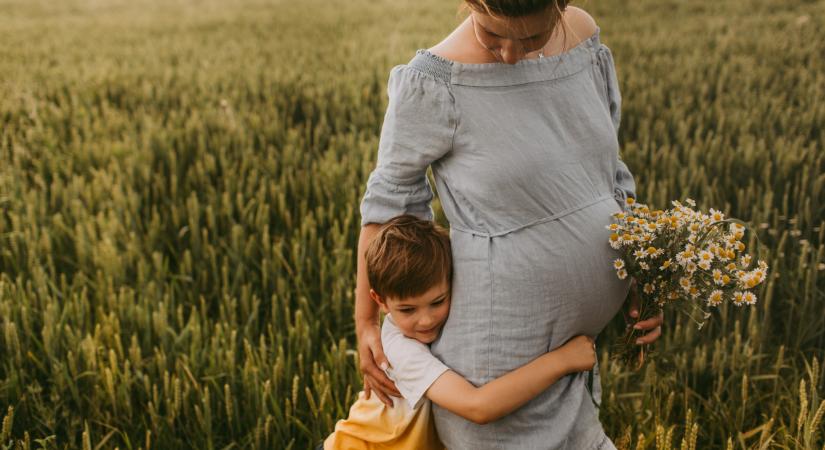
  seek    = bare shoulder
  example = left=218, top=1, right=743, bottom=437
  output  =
left=561, top=6, right=599, bottom=44
left=427, top=8, right=599, bottom=63
left=427, top=17, right=487, bottom=63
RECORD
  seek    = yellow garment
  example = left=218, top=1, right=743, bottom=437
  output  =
left=324, top=391, right=445, bottom=450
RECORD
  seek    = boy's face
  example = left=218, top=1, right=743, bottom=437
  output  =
left=371, top=280, right=451, bottom=344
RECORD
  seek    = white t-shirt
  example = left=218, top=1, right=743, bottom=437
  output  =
left=381, top=314, right=450, bottom=410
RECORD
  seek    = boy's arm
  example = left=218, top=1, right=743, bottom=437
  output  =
left=425, top=336, right=593, bottom=425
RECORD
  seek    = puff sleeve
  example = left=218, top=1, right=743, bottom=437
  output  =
left=595, top=44, right=637, bottom=211
left=360, top=65, right=457, bottom=226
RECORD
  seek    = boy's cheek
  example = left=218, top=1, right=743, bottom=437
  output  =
left=395, top=319, right=415, bottom=336
left=440, top=303, right=451, bottom=322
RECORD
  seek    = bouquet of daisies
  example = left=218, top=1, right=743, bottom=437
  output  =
left=608, top=198, right=769, bottom=369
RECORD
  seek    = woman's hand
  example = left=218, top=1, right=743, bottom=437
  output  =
left=626, top=278, right=664, bottom=345
left=555, top=335, right=597, bottom=373
left=357, top=323, right=402, bottom=406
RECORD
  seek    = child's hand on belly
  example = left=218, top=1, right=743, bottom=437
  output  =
left=554, top=335, right=597, bottom=373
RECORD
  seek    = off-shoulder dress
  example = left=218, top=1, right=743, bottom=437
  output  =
left=360, top=28, right=635, bottom=450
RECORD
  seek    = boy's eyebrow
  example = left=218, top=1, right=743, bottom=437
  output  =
left=429, top=292, right=449, bottom=303
left=394, top=291, right=449, bottom=307
left=394, top=300, right=418, bottom=308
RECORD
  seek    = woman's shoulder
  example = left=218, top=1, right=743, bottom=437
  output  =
left=425, top=6, right=600, bottom=63
left=550, top=6, right=600, bottom=55
left=562, top=6, right=599, bottom=42
left=425, top=17, right=483, bottom=65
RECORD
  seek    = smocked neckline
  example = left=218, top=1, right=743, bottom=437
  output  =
left=409, top=27, right=602, bottom=87
left=419, top=27, right=600, bottom=68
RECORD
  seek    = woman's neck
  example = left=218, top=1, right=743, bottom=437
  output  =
left=429, top=15, right=568, bottom=65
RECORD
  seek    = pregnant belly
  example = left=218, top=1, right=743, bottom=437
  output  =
left=433, top=197, right=630, bottom=384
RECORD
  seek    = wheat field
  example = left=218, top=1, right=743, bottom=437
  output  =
left=0, top=0, right=823, bottom=448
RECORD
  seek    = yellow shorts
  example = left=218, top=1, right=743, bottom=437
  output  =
left=323, top=391, right=445, bottom=450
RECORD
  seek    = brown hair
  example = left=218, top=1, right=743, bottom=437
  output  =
left=462, top=0, right=569, bottom=17
left=458, top=0, right=570, bottom=50
left=366, top=215, right=452, bottom=301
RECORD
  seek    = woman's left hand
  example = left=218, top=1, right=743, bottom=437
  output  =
left=626, top=278, right=664, bottom=345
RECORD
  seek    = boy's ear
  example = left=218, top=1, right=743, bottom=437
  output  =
left=369, top=289, right=389, bottom=312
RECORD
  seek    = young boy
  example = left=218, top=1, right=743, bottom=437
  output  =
left=322, top=215, right=597, bottom=449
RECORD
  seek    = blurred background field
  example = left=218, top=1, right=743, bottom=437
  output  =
left=0, top=0, right=824, bottom=448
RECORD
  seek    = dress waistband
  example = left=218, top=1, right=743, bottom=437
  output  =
left=449, top=194, right=613, bottom=238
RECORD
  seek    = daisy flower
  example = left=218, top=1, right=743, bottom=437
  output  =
left=676, top=249, right=695, bottom=266
left=712, top=269, right=723, bottom=284
left=689, top=222, right=702, bottom=234
left=707, top=290, right=724, bottom=306
left=732, top=291, right=746, bottom=306
left=751, top=268, right=767, bottom=283
left=645, top=246, right=660, bottom=257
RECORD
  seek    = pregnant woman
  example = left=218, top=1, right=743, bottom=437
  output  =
left=355, top=1, right=664, bottom=448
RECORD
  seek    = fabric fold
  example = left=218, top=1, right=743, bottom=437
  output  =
left=360, top=65, right=457, bottom=226
left=594, top=43, right=636, bottom=211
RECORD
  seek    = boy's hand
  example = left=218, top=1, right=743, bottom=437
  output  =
left=556, top=335, right=597, bottom=373
left=357, top=324, right=402, bottom=406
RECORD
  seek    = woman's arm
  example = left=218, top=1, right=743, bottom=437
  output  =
left=425, top=335, right=595, bottom=425
left=355, top=224, right=402, bottom=406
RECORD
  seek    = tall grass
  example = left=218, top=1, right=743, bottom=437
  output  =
left=0, top=0, right=823, bottom=448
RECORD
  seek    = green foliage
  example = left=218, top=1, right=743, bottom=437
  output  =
left=0, top=0, right=823, bottom=448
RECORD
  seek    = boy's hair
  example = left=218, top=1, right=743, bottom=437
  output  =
left=366, top=215, right=452, bottom=301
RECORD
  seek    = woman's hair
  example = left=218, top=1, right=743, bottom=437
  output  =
left=366, top=215, right=452, bottom=301
left=458, top=0, right=571, bottom=47
left=462, top=0, right=569, bottom=18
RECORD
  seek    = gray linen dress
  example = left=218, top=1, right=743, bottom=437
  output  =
left=360, top=28, right=636, bottom=450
